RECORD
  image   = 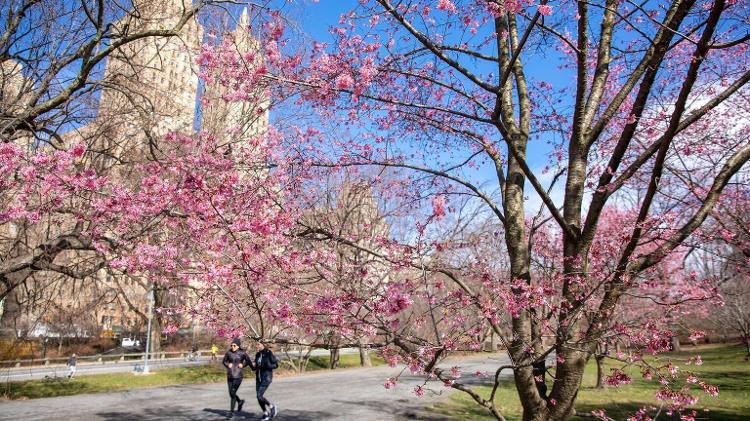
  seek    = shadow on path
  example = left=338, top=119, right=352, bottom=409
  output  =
left=96, top=406, right=333, bottom=420
left=332, top=398, right=452, bottom=420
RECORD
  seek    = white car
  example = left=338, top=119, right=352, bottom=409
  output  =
left=121, top=337, right=141, bottom=347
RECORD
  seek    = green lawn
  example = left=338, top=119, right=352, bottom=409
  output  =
left=1, top=364, right=227, bottom=400
left=305, top=353, right=385, bottom=370
left=431, top=344, right=750, bottom=420
left=1, top=352, right=384, bottom=400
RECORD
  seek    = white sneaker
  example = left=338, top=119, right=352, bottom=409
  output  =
left=270, top=405, right=278, bottom=418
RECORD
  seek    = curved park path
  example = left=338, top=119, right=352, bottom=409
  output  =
left=0, top=352, right=509, bottom=420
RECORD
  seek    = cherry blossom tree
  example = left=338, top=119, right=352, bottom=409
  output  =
left=0, top=0, right=275, bottom=350
left=0, top=0, right=231, bottom=305
left=3, top=1, right=750, bottom=420
left=697, top=185, right=750, bottom=356
left=240, top=0, right=750, bottom=419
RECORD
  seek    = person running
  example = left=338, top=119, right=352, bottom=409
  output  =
left=252, top=341, right=279, bottom=420
left=66, top=353, right=77, bottom=379
left=211, top=343, right=219, bottom=362
left=222, top=338, right=252, bottom=419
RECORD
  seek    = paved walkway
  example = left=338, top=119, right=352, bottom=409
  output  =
left=1, top=358, right=207, bottom=382
left=0, top=352, right=510, bottom=420
left=1, top=349, right=359, bottom=383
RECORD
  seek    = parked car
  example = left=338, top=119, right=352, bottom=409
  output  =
left=121, top=337, right=140, bottom=347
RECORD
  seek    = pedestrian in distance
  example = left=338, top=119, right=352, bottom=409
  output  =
left=211, top=343, right=219, bottom=362
left=66, top=353, right=77, bottom=379
left=188, top=345, right=199, bottom=361
left=252, top=341, right=279, bottom=420
left=222, top=338, right=252, bottom=419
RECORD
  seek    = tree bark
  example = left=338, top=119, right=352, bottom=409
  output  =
left=148, top=287, right=166, bottom=353
left=359, top=342, right=372, bottom=367
left=548, top=351, right=587, bottom=420
left=329, top=348, right=340, bottom=369
left=149, top=316, right=161, bottom=354
left=504, top=149, right=547, bottom=421
left=595, top=354, right=605, bottom=389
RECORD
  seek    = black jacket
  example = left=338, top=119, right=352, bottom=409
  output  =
left=223, top=349, right=252, bottom=379
left=252, top=349, right=278, bottom=384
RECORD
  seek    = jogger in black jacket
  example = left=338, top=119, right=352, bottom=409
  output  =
left=222, top=338, right=252, bottom=419
left=252, top=342, right=279, bottom=420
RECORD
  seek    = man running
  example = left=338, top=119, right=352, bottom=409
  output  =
left=66, top=353, right=77, bottom=379
left=222, top=338, right=252, bottom=419
left=252, top=342, right=279, bottom=420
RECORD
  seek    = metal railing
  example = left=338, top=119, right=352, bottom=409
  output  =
left=0, top=349, right=212, bottom=369
left=2, top=347, right=364, bottom=370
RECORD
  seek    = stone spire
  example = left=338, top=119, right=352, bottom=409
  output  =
left=239, top=6, right=250, bottom=26
left=132, top=0, right=194, bottom=19
left=200, top=6, right=268, bottom=144
left=233, top=7, right=261, bottom=56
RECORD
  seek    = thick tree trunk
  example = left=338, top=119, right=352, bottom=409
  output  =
left=150, top=316, right=161, bottom=354
left=595, top=355, right=605, bottom=389
left=547, top=351, right=587, bottom=420
left=300, top=346, right=313, bottom=372
left=671, top=336, right=681, bottom=352
left=329, top=348, right=340, bottom=369
left=505, top=168, right=547, bottom=421
left=510, top=339, right=548, bottom=421
left=504, top=142, right=548, bottom=420
left=149, top=288, right=164, bottom=353
left=358, top=342, right=371, bottom=367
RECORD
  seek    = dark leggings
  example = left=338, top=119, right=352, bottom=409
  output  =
left=256, top=381, right=272, bottom=412
left=227, top=378, right=243, bottom=411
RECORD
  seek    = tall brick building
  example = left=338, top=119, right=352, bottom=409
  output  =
left=1, top=1, right=266, bottom=345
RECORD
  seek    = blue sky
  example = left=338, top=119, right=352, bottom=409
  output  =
left=273, top=0, right=572, bottom=208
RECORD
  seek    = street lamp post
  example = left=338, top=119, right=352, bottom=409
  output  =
left=143, top=284, right=155, bottom=374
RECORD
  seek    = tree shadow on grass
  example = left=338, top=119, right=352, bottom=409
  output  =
left=686, top=370, right=750, bottom=392
left=97, top=406, right=332, bottom=420
left=169, top=365, right=225, bottom=383
left=5, top=379, right=93, bottom=399
left=573, top=401, right=750, bottom=421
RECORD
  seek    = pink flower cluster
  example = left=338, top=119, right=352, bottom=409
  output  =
left=605, top=368, right=633, bottom=387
